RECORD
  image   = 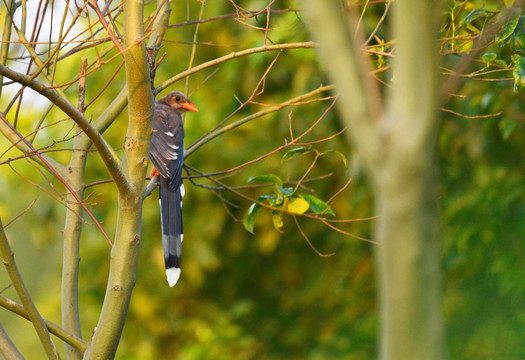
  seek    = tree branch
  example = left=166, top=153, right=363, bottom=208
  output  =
left=0, top=117, right=69, bottom=179
left=0, top=217, right=60, bottom=360
left=0, top=321, right=24, bottom=360
left=185, top=0, right=206, bottom=94
left=147, top=0, right=171, bottom=48
left=304, top=1, right=444, bottom=359
left=303, top=0, right=381, bottom=160
left=155, top=42, right=317, bottom=94
left=0, top=63, right=130, bottom=195
left=0, top=0, right=16, bottom=99
left=0, top=295, right=88, bottom=354
left=61, top=59, right=89, bottom=359
left=83, top=0, right=154, bottom=357
left=185, top=85, right=335, bottom=158
left=0, top=114, right=113, bottom=246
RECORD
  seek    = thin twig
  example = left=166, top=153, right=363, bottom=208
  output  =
left=0, top=64, right=130, bottom=196
left=294, top=216, right=335, bottom=257
left=185, top=0, right=206, bottom=95
left=156, top=42, right=317, bottom=93
left=194, top=50, right=282, bottom=141
left=185, top=85, right=334, bottom=157
left=326, top=216, right=378, bottom=223
left=86, top=0, right=124, bottom=55
left=320, top=218, right=377, bottom=244
left=213, top=99, right=337, bottom=175
left=440, top=108, right=503, bottom=119
left=0, top=197, right=38, bottom=229
left=293, top=153, right=319, bottom=193
left=167, top=8, right=299, bottom=29
left=363, top=0, right=392, bottom=47
left=327, top=176, right=353, bottom=205
left=1, top=115, right=114, bottom=246
left=355, top=0, right=370, bottom=39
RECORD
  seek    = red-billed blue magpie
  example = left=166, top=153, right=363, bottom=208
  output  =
left=149, top=91, right=198, bottom=287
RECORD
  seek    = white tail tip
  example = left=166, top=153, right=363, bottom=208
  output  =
left=166, top=267, right=181, bottom=287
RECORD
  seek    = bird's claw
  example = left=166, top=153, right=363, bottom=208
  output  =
left=144, top=175, right=160, bottom=198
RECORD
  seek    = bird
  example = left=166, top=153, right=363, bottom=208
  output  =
left=149, top=91, right=198, bottom=287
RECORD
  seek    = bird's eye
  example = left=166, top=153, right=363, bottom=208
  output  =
left=175, top=96, right=181, bottom=101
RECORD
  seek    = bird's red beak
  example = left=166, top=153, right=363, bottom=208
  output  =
left=182, top=102, right=198, bottom=112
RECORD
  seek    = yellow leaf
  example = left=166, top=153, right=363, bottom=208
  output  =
left=456, top=39, right=473, bottom=54
left=272, top=212, right=284, bottom=233
left=286, top=196, right=310, bottom=215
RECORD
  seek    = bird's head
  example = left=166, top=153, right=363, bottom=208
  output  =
left=161, top=91, right=199, bottom=112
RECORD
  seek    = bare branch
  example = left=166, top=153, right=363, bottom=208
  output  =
left=156, top=42, right=316, bottom=93
left=320, top=218, right=377, bottom=244
left=167, top=8, right=300, bottom=29
left=440, top=108, right=503, bottom=119
left=0, top=117, right=68, bottom=177
left=304, top=0, right=381, bottom=158
left=0, top=321, right=24, bottom=360
left=1, top=115, right=114, bottom=246
left=201, top=98, right=336, bottom=174
left=87, top=0, right=125, bottom=55
left=0, top=217, right=60, bottom=360
left=327, top=176, right=353, bottom=205
left=0, top=64, right=130, bottom=195
left=363, top=0, right=392, bottom=47
left=185, top=85, right=334, bottom=157
left=294, top=216, right=335, bottom=257
left=185, top=0, right=207, bottom=94
left=78, top=57, right=88, bottom=113
left=196, top=50, right=282, bottom=140
left=0, top=197, right=38, bottom=229
left=0, top=295, right=88, bottom=354
left=0, top=0, right=16, bottom=99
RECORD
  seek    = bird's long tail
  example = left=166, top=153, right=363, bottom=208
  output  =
left=159, top=177, right=183, bottom=287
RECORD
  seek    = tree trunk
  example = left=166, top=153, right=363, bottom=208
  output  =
left=303, top=0, right=444, bottom=359
left=82, top=0, right=154, bottom=358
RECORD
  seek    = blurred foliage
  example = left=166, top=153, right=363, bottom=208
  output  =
left=0, top=0, right=525, bottom=359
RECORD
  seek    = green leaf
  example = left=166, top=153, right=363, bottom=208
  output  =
left=248, top=174, right=282, bottom=186
left=493, top=59, right=508, bottom=67
left=277, top=186, right=294, bottom=197
left=482, top=52, right=497, bottom=66
left=281, top=146, right=313, bottom=162
left=257, top=195, right=274, bottom=202
left=271, top=194, right=284, bottom=207
left=512, top=55, right=525, bottom=91
left=243, top=203, right=261, bottom=234
left=462, top=8, right=491, bottom=27
left=271, top=211, right=284, bottom=233
left=258, top=195, right=276, bottom=207
left=286, top=195, right=310, bottom=215
left=495, top=8, right=521, bottom=44
left=320, top=149, right=348, bottom=168
left=302, top=194, right=335, bottom=216
left=507, top=16, right=525, bottom=50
